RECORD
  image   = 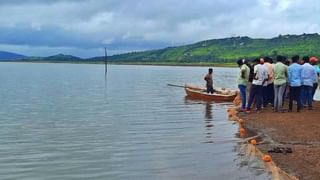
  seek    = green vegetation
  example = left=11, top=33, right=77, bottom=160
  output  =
left=103, top=33, right=320, bottom=63
left=11, top=33, right=320, bottom=65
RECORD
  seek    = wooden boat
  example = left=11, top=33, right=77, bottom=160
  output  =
left=184, top=85, right=237, bottom=102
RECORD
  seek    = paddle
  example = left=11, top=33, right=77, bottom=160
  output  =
left=167, top=84, right=185, bottom=88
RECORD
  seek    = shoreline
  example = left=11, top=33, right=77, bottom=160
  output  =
left=0, top=61, right=237, bottom=67
left=235, top=101, right=320, bottom=179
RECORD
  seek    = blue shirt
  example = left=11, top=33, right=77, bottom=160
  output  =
left=313, top=65, right=320, bottom=75
left=302, top=63, right=317, bottom=86
left=288, top=63, right=302, bottom=87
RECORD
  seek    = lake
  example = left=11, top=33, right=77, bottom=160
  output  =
left=0, top=63, right=271, bottom=179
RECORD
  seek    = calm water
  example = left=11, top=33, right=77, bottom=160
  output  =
left=0, top=63, right=270, bottom=179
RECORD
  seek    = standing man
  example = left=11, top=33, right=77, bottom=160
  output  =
left=288, top=55, right=302, bottom=112
left=246, top=58, right=268, bottom=113
left=237, top=59, right=250, bottom=111
left=301, top=57, right=317, bottom=110
left=273, top=55, right=288, bottom=113
left=310, top=56, right=320, bottom=99
left=204, top=68, right=214, bottom=94
left=246, top=60, right=254, bottom=100
left=262, top=57, right=274, bottom=107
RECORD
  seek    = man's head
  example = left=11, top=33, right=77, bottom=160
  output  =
left=264, top=56, right=273, bottom=63
left=291, top=55, right=300, bottom=63
left=236, top=59, right=244, bottom=67
left=302, top=56, right=309, bottom=64
left=208, top=68, right=213, bottom=74
left=276, top=55, right=284, bottom=62
left=253, top=58, right=260, bottom=65
left=310, top=56, right=318, bottom=65
left=260, top=58, right=265, bottom=64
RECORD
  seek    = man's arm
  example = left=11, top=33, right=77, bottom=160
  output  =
left=253, top=65, right=258, bottom=80
left=240, top=67, right=246, bottom=79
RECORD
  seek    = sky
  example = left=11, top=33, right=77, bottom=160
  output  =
left=0, top=0, right=319, bottom=58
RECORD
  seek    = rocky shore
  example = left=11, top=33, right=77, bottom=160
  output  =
left=233, top=101, right=320, bottom=180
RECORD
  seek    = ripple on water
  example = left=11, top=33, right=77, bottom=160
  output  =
left=0, top=64, right=271, bottom=179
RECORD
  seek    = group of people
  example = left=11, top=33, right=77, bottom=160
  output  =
left=235, top=55, right=320, bottom=113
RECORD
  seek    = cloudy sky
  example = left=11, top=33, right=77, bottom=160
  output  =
left=0, top=0, right=319, bottom=57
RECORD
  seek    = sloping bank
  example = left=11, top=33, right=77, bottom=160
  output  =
left=228, top=96, right=320, bottom=179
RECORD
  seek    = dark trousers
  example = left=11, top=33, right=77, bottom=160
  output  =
left=289, top=86, right=301, bottom=111
left=263, top=83, right=274, bottom=106
left=301, top=85, right=313, bottom=109
left=206, top=84, right=214, bottom=94
left=247, top=84, right=263, bottom=110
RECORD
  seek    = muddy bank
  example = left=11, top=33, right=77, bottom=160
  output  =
left=238, top=101, right=320, bottom=180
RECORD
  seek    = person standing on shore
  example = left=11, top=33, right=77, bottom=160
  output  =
left=236, top=59, right=250, bottom=111
left=262, top=57, right=274, bottom=107
left=204, top=68, right=214, bottom=94
left=246, top=60, right=254, bottom=100
left=300, top=56, right=307, bottom=106
left=310, top=56, right=320, bottom=99
left=246, top=58, right=268, bottom=113
left=273, top=55, right=288, bottom=113
left=301, top=57, right=317, bottom=110
left=288, top=55, right=302, bottom=112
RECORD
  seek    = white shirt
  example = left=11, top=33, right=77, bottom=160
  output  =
left=252, top=64, right=268, bottom=86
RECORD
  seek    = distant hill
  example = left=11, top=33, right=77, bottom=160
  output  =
left=90, top=33, right=320, bottom=63
left=3, top=33, right=320, bottom=64
left=0, top=51, right=26, bottom=60
left=43, top=54, right=83, bottom=61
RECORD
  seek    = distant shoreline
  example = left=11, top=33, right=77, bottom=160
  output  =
left=108, top=62, right=237, bottom=67
left=1, top=60, right=238, bottom=68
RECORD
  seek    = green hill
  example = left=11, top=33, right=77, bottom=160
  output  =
left=20, top=54, right=85, bottom=63
left=99, top=33, right=320, bottom=63
left=44, top=54, right=83, bottom=61
left=5, top=33, right=320, bottom=65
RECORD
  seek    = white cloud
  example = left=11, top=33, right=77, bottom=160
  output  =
left=0, top=0, right=319, bottom=57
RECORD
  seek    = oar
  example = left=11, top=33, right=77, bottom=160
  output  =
left=167, top=84, right=185, bottom=88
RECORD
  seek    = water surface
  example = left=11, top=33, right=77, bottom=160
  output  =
left=0, top=63, right=271, bottom=179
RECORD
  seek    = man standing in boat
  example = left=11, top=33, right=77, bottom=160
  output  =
left=204, top=68, right=214, bottom=94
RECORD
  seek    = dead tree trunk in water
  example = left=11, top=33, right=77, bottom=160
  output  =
left=104, top=47, right=108, bottom=77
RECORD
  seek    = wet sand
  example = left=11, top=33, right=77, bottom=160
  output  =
left=238, top=101, right=320, bottom=180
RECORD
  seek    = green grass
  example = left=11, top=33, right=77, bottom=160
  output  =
left=104, top=33, right=320, bottom=64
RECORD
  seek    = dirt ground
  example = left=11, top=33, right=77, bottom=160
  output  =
left=238, top=101, right=320, bottom=180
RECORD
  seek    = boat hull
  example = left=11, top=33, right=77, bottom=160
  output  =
left=185, top=87, right=236, bottom=102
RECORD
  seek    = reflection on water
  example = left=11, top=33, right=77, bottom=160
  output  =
left=204, top=102, right=214, bottom=143
left=184, top=95, right=270, bottom=179
left=205, top=102, right=213, bottom=120
left=184, top=97, right=221, bottom=145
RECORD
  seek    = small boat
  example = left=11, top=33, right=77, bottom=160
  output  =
left=184, top=85, right=237, bottom=102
